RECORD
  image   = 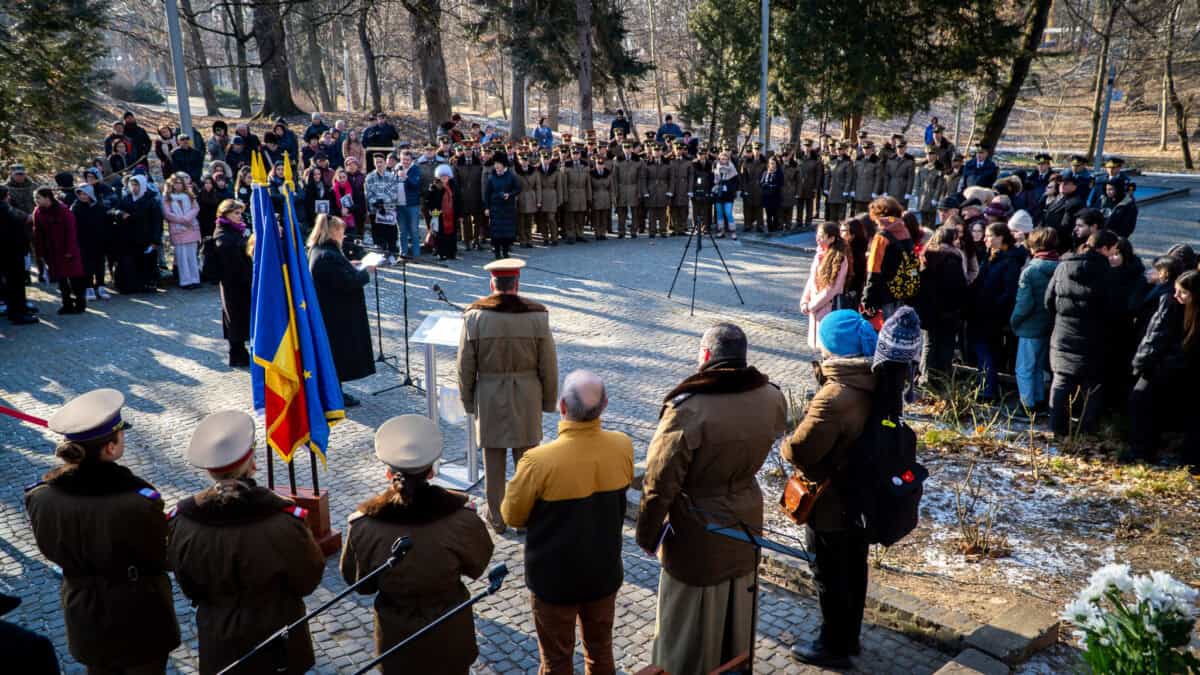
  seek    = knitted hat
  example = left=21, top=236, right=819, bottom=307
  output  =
left=818, top=310, right=878, bottom=358
left=873, top=306, right=923, bottom=372
left=74, top=184, right=95, bottom=202
left=434, top=164, right=453, bottom=179
left=1007, top=209, right=1034, bottom=234
left=984, top=201, right=1010, bottom=220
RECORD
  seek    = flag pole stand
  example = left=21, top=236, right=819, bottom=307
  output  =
left=272, top=450, right=342, bottom=557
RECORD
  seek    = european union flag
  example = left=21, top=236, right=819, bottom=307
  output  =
left=250, top=162, right=344, bottom=463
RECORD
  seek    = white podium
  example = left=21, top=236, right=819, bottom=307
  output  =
left=410, top=311, right=480, bottom=490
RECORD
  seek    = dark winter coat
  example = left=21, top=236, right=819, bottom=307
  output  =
left=1131, top=294, right=1186, bottom=383
left=25, top=461, right=180, bottom=668
left=71, top=198, right=109, bottom=276
left=484, top=168, right=521, bottom=240
left=798, top=154, right=824, bottom=199
left=309, top=240, right=376, bottom=383
left=760, top=169, right=783, bottom=209
left=1010, top=256, right=1059, bottom=338
left=214, top=218, right=252, bottom=343
left=0, top=201, right=28, bottom=264
left=915, top=247, right=969, bottom=335
left=168, top=479, right=325, bottom=675
left=974, top=246, right=1024, bottom=336
left=32, top=200, right=83, bottom=280
left=123, top=122, right=153, bottom=163
left=1041, top=194, right=1085, bottom=254
left=453, top=157, right=485, bottom=214
left=962, top=158, right=998, bottom=189
left=196, top=188, right=221, bottom=239
left=1102, top=194, right=1138, bottom=239
left=117, top=187, right=163, bottom=253
left=340, top=486, right=494, bottom=674
left=171, top=146, right=205, bottom=183
left=852, top=155, right=885, bottom=199
left=1045, top=249, right=1116, bottom=377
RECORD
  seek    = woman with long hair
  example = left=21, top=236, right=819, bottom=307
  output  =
left=760, top=156, right=784, bottom=232
left=713, top=151, right=739, bottom=239
left=233, top=166, right=254, bottom=226
left=915, top=224, right=969, bottom=384
left=1009, top=227, right=1060, bottom=411
left=972, top=222, right=1022, bottom=400
left=307, top=214, right=376, bottom=407
left=340, top=415, right=494, bottom=673
left=214, top=199, right=253, bottom=367
left=162, top=173, right=202, bottom=289
left=839, top=217, right=869, bottom=308
left=332, top=167, right=357, bottom=235
left=801, top=222, right=850, bottom=350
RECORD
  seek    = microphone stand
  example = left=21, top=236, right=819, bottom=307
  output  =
left=351, top=563, right=509, bottom=675
left=372, top=258, right=424, bottom=396
left=216, top=536, right=413, bottom=675
left=432, top=283, right=464, bottom=312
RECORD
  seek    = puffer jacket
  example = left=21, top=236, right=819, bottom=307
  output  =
left=915, top=247, right=968, bottom=335
left=974, top=246, right=1024, bottom=335
left=1131, top=294, right=1186, bottom=382
left=1010, top=256, right=1059, bottom=338
left=1045, top=249, right=1116, bottom=376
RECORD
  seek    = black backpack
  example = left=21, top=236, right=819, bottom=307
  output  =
left=849, top=412, right=927, bottom=546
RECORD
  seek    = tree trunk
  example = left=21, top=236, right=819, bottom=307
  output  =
left=357, top=1, right=382, bottom=113
left=466, top=51, right=480, bottom=110
left=1086, top=0, right=1122, bottom=162
left=979, top=0, right=1053, bottom=151
left=1159, top=70, right=1168, bottom=151
left=495, top=55, right=509, bottom=121
left=222, top=10, right=236, bottom=89
left=547, top=87, right=561, bottom=129
left=787, top=111, right=804, bottom=146
left=229, top=1, right=252, bottom=117
left=574, top=0, right=593, bottom=132
left=334, top=21, right=355, bottom=111
left=405, top=0, right=452, bottom=140
left=410, top=67, right=421, bottom=109
left=302, top=1, right=334, bottom=111
left=1164, top=2, right=1193, bottom=168
left=251, top=0, right=303, bottom=118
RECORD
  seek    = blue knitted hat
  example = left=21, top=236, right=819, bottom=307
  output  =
left=818, top=310, right=878, bottom=358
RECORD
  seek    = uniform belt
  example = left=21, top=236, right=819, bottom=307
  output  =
left=683, top=478, right=757, bottom=499
left=63, top=565, right=165, bottom=583
left=478, top=370, right=538, bottom=378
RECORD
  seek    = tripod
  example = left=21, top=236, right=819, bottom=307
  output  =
left=667, top=205, right=744, bottom=316
left=372, top=260, right=424, bottom=396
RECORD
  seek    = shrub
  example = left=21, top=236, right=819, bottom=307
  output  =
left=110, top=79, right=165, bottom=105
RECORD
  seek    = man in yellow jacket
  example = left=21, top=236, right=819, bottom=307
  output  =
left=502, top=370, right=634, bottom=675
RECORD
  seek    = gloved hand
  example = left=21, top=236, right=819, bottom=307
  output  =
left=870, top=193, right=877, bottom=199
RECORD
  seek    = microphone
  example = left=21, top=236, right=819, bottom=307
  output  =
left=486, top=563, right=509, bottom=593
left=432, top=284, right=463, bottom=311
left=390, top=536, right=413, bottom=556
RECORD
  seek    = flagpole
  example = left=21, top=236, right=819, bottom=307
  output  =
left=310, top=449, right=320, bottom=496
left=268, top=447, right=275, bottom=490
left=287, top=457, right=298, bottom=496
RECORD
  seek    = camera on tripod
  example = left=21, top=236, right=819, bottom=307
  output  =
left=693, top=174, right=710, bottom=201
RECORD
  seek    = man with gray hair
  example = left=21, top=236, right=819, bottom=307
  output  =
left=502, top=370, right=633, bottom=674
left=636, top=322, right=788, bottom=673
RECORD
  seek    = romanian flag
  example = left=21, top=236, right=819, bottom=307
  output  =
left=249, top=152, right=344, bottom=463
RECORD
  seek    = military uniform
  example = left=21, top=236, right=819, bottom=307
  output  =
left=341, top=415, right=495, bottom=675
left=883, top=142, right=916, bottom=206
left=797, top=142, right=825, bottom=228
left=166, top=411, right=325, bottom=675
left=740, top=146, right=767, bottom=231
left=514, top=157, right=539, bottom=247
left=24, top=389, right=180, bottom=675
left=825, top=144, right=854, bottom=223
left=779, top=149, right=799, bottom=229
left=852, top=143, right=885, bottom=216
left=589, top=160, right=615, bottom=239
left=641, top=148, right=672, bottom=237
left=453, top=152, right=486, bottom=248
left=667, top=144, right=693, bottom=234
left=457, top=259, right=559, bottom=531
left=562, top=153, right=592, bottom=244
left=613, top=145, right=644, bottom=238
left=535, top=156, right=564, bottom=245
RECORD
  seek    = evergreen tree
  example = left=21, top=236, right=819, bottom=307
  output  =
left=0, top=0, right=111, bottom=163
left=680, top=0, right=760, bottom=146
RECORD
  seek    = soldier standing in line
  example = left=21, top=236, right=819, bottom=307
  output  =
left=797, top=139, right=825, bottom=229
left=778, top=145, right=799, bottom=230
left=691, top=146, right=716, bottom=234
left=883, top=139, right=916, bottom=208
left=667, top=141, right=693, bottom=235
left=25, top=389, right=181, bottom=675
left=590, top=153, right=615, bottom=240
left=825, top=141, right=855, bottom=223
left=454, top=145, right=486, bottom=251
left=514, top=152, right=540, bottom=248
left=851, top=141, right=885, bottom=217
left=642, top=144, right=672, bottom=238
left=854, top=130, right=870, bottom=159
left=613, top=141, right=644, bottom=239
left=341, top=415, right=495, bottom=674
left=562, top=147, right=592, bottom=244
left=167, top=411, right=326, bottom=675
left=457, top=259, right=559, bottom=533
left=740, top=142, right=766, bottom=232
left=535, top=150, right=563, bottom=246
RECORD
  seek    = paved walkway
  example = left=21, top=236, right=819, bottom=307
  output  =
left=4, top=232, right=955, bottom=673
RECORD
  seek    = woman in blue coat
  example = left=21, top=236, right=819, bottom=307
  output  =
left=483, top=156, right=521, bottom=259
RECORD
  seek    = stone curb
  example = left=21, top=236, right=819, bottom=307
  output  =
left=739, top=234, right=818, bottom=254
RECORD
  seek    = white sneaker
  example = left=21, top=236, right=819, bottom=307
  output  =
left=85, top=288, right=97, bottom=302
left=97, top=287, right=111, bottom=300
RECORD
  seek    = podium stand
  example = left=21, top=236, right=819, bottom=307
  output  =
left=410, top=311, right=480, bottom=490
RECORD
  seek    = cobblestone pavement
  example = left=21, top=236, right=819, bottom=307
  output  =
left=0, top=232, right=951, bottom=673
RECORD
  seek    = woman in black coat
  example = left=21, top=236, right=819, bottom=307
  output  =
left=839, top=217, right=870, bottom=307
left=972, top=223, right=1023, bottom=400
left=760, top=157, right=784, bottom=232
left=1103, top=238, right=1148, bottom=410
left=214, top=199, right=253, bottom=367
left=1126, top=271, right=1191, bottom=462
left=114, top=175, right=162, bottom=293
left=307, top=214, right=376, bottom=407
left=483, top=157, right=521, bottom=259
left=915, top=225, right=969, bottom=384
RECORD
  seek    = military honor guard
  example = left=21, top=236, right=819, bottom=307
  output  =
left=562, top=146, right=592, bottom=244
left=535, top=150, right=563, bottom=246
left=740, top=142, right=767, bottom=232
left=642, top=144, right=671, bottom=238
left=825, top=141, right=855, bottom=223
left=667, top=141, right=693, bottom=235
left=25, top=389, right=181, bottom=675
left=797, top=139, right=825, bottom=228
left=457, top=258, right=559, bottom=532
left=340, top=415, right=495, bottom=674
left=167, top=411, right=326, bottom=675
left=590, top=152, right=615, bottom=239
left=613, top=140, right=645, bottom=238
left=852, top=141, right=884, bottom=216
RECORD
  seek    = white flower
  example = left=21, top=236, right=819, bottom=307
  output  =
left=1089, top=563, right=1134, bottom=593
left=1063, top=597, right=1107, bottom=633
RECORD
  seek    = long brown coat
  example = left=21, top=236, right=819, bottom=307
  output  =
left=798, top=154, right=825, bottom=199
left=340, top=485, right=494, bottom=675
left=589, top=168, right=615, bottom=210
left=167, top=479, right=326, bottom=675
left=780, top=161, right=800, bottom=210
left=668, top=158, right=692, bottom=207
left=635, top=366, right=788, bottom=587
left=515, top=167, right=540, bottom=214
left=25, top=461, right=181, bottom=669
left=826, top=156, right=855, bottom=205
left=453, top=157, right=485, bottom=213
left=563, top=162, right=592, bottom=212
left=740, top=155, right=767, bottom=206
left=458, top=293, right=559, bottom=449
left=780, top=358, right=876, bottom=532
left=613, top=154, right=644, bottom=207
left=853, top=155, right=885, bottom=199
left=535, top=164, right=563, bottom=213
left=642, top=159, right=672, bottom=209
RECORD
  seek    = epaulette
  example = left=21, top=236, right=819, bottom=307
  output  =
left=668, top=392, right=694, bottom=408
left=347, top=510, right=365, bottom=523
left=284, top=505, right=309, bottom=520
left=137, top=487, right=162, bottom=501
left=166, top=505, right=178, bottom=521
left=24, top=479, right=44, bottom=493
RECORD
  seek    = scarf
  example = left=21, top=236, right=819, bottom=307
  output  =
left=1034, top=250, right=1059, bottom=261
left=217, top=215, right=246, bottom=234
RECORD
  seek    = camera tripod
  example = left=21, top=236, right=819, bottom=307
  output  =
left=372, top=258, right=424, bottom=396
left=667, top=206, right=744, bottom=316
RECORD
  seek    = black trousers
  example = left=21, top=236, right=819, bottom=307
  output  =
left=799, top=195, right=817, bottom=225
left=3, top=254, right=27, bottom=317
left=58, top=277, right=87, bottom=311
left=805, top=526, right=869, bottom=654
left=826, top=202, right=846, bottom=223
left=491, top=237, right=513, bottom=260
left=1050, top=372, right=1103, bottom=437
left=373, top=221, right=399, bottom=254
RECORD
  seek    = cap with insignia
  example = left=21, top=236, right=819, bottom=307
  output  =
left=863, top=141, right=875, bottom=149
left=1103, top=156, right=1125, bottom=168
left=561, top=133, right=573, bottom=141
left=673, top=141, right=684, bottom=149
left=186, top=411, right=255, bottom=472
left=643, top=131, right=656, bottom=140
left=424, top=143, right=437, bottom=151
left=375, top=414, right=443, bottom=472
left=48, top=388, right=133, bottom=442
left=1070, top=154, right=1087, bottom=165
left=837, top=141, right=850, bottom=149
left=484, top=257, right=525, bottom=278
left=437, top=135, right=450, bottom=143
left=857, top=130, right=868, bottom=138
left=621, top=141, right=633, bottom=148
left=1035, top=152, right=1053, bottom=163
left=540, top=150, right=552, bottom=158
left=570, top=146, right=583, bottom=154
left=934, top=125, right=946, bottom=134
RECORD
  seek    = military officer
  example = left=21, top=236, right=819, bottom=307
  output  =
left=514, top=152, right=540, bottom=248
left=25, top=389, right=181, bottom=675
left=797, top=139, right=825, bottom=229
left=825, top=141, right=855, bottom=223
left=777, top=144, right=799, bottom=229
left=590, top=152, right=615, bottom=239
left=740, top=142, right=767, bottom=232
left=535, top=150, right=563, bottom=246
left=691, top=145, right=716, bottom=234
left=454, top=145, right=486, bottom=250
left=341, top=415, right=495, bottom=674
left=167, top=411, right=325, bottom=675
left=1088, top=156, right=1125, bottom=209
left=642, top=143, right=672, bottom=238
left=562, top=146, right=592, bottom=244
left=851, top=140, right=885, bottom=216
left=668, top=141, right=693, bottom=235
left=854, top=129, right=870, bottom=159
left=457, top=259, right=559, bottom=532
left=883, top=138, right=916, bottom=206
left=613, top=140, right=645, bottom=238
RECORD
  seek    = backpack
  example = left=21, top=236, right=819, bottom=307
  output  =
left=883, top=231, right=921, bottom=302
left=849, top=413, right=927, bottom=546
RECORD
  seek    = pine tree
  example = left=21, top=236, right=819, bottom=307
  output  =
left=680, top=0, right=761, bottom=146
left=0, top=0, right=112, bottom=165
